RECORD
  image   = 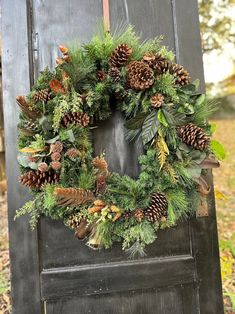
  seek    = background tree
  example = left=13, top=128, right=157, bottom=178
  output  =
left=198, top=0, right=235, bottom=54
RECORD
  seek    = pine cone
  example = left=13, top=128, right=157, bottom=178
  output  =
left=61, top=112, right=90, bottom=128
left=169, top=63, right=190, bottom=86
left=66, top=214, right=80, bottom=229
left=19, top=170, right=60, bottom=189
left=50, top=141, right=63, bottom=153
left=38, top=162, right=49, bottom=173
left=50, top=161, right=62, bottom=171
left=142, top=53, right=170, bottom=74
left=51, top=152, right=61, bottom=161
left=108, top=67, right=121, bottom=82
left=144, top=192, right=168, bottom=223
left=123, top=210, right=133, bottom=220
left=92, top=156, right=108, bottom=172
left=18, top=120, right=39, bottom=136
left=134, top=208, right=144, bottom=222
left=96, top=175, right=107, bottom=194
left=97, top=71, right=107, bottom=82
left=177, top=123, right=210, bottom=151
left=65, top=148, right=79, bottom=159
left=33, top=89, right=51, bottom=102
left=150, top=93, right=164, bottom=108
left=109, top=44, right=132, bottom=67
left=127, top=61, right=154, bottom=90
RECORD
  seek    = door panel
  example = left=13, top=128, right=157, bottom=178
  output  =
left=45, top=285, right=198, bottom=314
left=39, top=218, right=191, bottom=269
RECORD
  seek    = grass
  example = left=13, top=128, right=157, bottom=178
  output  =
left=0, top=120, right=234, bottom=313
left=213, top=119, right=235, bottom=313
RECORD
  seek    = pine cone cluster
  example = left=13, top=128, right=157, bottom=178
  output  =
left=169, top=64, right=190, bottom=86
left=109, top=67, right=121, bottom=82
left=109, top=44, right=132, bottom=67
left=61, top=112, right=90, bottom=128
left=142, top=53, right=170, bottom=74
left=33, top=89, right=51, bottom=102
left=177, top=123, right=210, bottom=151
left=150, top=93, right=164, bottom=108
left=144, top=192, right=168, bottom=223
left=127, top=61, right=154, bottom=90
left=19, top=170, right=60, bottom=189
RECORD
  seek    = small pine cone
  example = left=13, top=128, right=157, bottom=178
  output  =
left=134, top=208, right=144, bottom=222
left=67, top=214, right=80, bottom=229
left=65, top=148, right=79, bottom=159
left=169, top=63, right=190, bottom=86
left=96, top=175, right=107, bottom=194
left=50, top=141, right=63, bottom=153
left=92, top=156, right=108, bottom=172
left=97, top=71, right=107, bottom=82
left=142, top=53, right=170, bottom=74
left=50, top=161, right=62, bottom=171
left=38, top=162, right=49, bottom=173
left=18, top=120, right=39, bottom=136
left=33, top=89, right=51, bottom=102
left=51, top=152, right=61, bottom=161
left=150, top=93, right=164, bottom=108
left=144, top=192, right=168, bottom=223
left=123, top=210, right=133, bottom=220
left=28, top=155, right=39, bottom=163
left=108, top=67, right=121, bottom=82
left=127, top=61, right=154, bottom=91
left=109, top=44, right=132, bottom=67
left=177, top=123, right=210, bottom=151
left=19, top=170, right=60, bottom=189
left=61, top=112, right=90, bottom=128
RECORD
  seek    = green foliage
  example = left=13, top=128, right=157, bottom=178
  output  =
left=154, top=73, right=179, bottom=102
left=14, top=195, right=43, bottom=230
left=141, top=111, right=159, bottom=145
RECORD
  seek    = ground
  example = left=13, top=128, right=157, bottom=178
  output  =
left=0, top=119, right=234, bottom=313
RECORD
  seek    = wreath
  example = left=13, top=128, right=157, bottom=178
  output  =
left=16, top=26, right=224, bottom=257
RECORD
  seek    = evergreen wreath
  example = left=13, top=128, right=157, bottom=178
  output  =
left=15, top=26, right=224, bottom=257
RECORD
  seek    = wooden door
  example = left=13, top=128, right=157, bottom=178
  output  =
left=1, top=0, right=224, bottom=313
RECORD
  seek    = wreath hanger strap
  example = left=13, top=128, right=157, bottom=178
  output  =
left=102, top=0, right=110, bottom=32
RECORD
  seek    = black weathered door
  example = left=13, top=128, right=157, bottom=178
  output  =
left=2, top=0, right=224, bottom=313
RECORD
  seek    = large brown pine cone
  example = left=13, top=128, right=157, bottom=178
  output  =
left=61, top=112, right=90, bottom=128
left=19, top=170, right=60, bottom=189
left=33, top=89, right=51, bottom=102
left=127, top=61, right=154, bottom=90
left=109, top=44, right=132, bottom=67
left=177, top=123, right=210, bottom=151
left=144, top=192, right=168, bottom=223
left=169, top=63, right=190, bottom=86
